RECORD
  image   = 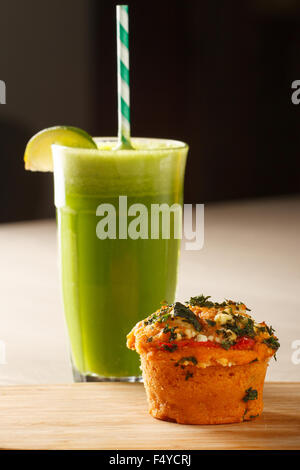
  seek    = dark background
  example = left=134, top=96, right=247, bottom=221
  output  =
left=0, top=0, right=299, bottom=222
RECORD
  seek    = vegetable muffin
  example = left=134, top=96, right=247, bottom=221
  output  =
left=127, top=295, right=279, bottom=424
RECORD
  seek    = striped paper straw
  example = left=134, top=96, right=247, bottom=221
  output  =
left=116, top=5, right=132, bottom=148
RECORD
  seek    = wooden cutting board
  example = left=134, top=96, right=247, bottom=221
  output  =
left=0, top=382, right=299, bottom=450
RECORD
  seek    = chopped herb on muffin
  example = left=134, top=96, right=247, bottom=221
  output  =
left=127, top=295, right=279, bottom=424
left=128, top=295, right=279, bottom=363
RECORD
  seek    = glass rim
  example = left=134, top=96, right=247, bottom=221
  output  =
left=52, top=136, right=188, bottom=154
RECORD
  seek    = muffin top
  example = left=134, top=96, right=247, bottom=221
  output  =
left=127, top=295, right=280, bottom=368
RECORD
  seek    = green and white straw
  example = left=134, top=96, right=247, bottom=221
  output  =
left=116, top=5, right=133, bottom=149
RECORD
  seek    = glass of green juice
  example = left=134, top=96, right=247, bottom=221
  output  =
left=52, top=137, right=188, bottom=382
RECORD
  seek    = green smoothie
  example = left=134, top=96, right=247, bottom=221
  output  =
left=52, top=138, right=188, bottom=380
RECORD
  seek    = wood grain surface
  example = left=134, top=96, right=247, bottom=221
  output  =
left=0, top=382, right=299, bottom=450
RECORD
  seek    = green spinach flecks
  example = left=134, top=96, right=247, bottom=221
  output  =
left=175, top=356, right=198, bottom=367
left=173, top=302, right=202, bottom=332
left=189, top=295, right=226, bottom=309
left=144, top=306, right=172, bottom=326
left=263, top=337, right=280, bottom=350
left=185, top=371, right=193, bottom=381
left=188, top=295, right=250, bottom=311
left=163, top=325, right=178, bottom=341
left=226, top=315, right=256, bottom=339
left=243, top=387, right=258, bottom=402
left=162, top=343, right=178, bottom=352
left=220, top=340, right=235, bottom=350
left=266, top=325, right=276, bottom=336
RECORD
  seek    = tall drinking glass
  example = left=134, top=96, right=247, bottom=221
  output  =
left=52, top=138, right=188, bottom=381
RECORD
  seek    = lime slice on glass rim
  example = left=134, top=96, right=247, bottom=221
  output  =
left=24, top=126, right=97, bottom=172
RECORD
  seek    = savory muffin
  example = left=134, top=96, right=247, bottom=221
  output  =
left=127, top=295, right=279, bottom=424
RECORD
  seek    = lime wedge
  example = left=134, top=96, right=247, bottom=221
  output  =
left=24, top=126, right=97, bottom=172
